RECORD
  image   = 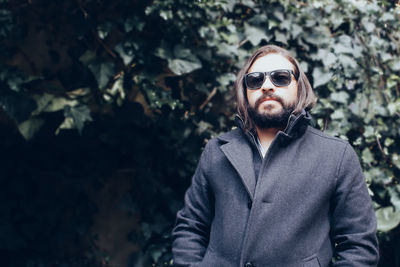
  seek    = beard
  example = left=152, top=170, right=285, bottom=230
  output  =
left=247, top=93, right=295, bottom=129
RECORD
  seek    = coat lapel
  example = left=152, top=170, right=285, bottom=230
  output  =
left=217, top=111, right=311, bottom=201
left=220, top=136, right=256, bottom=200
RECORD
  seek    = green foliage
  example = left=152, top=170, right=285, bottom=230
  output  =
left=1, top=0, right=400, bottom=266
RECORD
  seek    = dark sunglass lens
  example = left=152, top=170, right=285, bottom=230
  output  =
left=271, top=71, right=291, bottom=86
left=246, top=72, right=265, bottom=89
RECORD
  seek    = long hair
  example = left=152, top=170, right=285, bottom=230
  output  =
left=234, top=45, right=316, bottom=132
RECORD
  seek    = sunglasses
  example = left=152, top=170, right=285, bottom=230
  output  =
left=244, top=69, right=297, bottom=90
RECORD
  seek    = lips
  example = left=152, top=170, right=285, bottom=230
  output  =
left=261, top=97, right=279, bottom=103
left=258, top=97, right=282, bottom=106
left=254, top=94, right=284, bottom=110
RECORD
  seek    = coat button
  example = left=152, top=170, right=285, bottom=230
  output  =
left=247, top=201, right=252, bottom=209
left=245, top=262, right=254, bottom=267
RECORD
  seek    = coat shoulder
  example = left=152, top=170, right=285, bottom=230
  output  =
left=211, top=127, right=243, bottom=144
left=304, top=126, right=351, bottom=153
left=203, top=128, right=245, bottom=152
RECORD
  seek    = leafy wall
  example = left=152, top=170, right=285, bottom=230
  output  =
left=1, top=0, right=400, bottom=266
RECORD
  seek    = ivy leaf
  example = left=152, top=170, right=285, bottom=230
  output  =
left=389, top=186, right=400, bottom=212
left=274, top=31, right=288, bottom=45
left=312, top=67, right=332, bottom=88
left=0, top=8, right=13, bottom=37
left=330, top=91, right=349, bottom=104
left=291, top=24, right=302, bottom=39
left=248, top=14, right=268, bottom=25
left=63, top=105, right=93, bottom=134
left=31, top=93, right=55, bottom=115
left=316, top=49, right=337, bottom=67
left=273, top=10, right=284, bottom=21
left=244, top=23, right=269, bottom=46
left=88, top=62, right=115, bottom=89
left=78, top=50, right=96, bottom=65
left=380, top=12, right=394, bottom=21
left=154, top=42, right=172, bottom=60
left=392, top=153, right=400, bottom=170
left=160, top=10, right=173, bottom=20
left=216, top=73, right=236, bottom=87
left=168, top=58, right=202, bottom=76
left=97, top=22, right=113, bottom=39
left=18, top=117, right=44, bottom=140
left=333, top=35, right=354, bottom=54
left=216, top=43, right=238, bottom=58
left=218, top=0, right=236, bottom=12
left=41, top=97, right=78, bottom=112
left=362, top=148, right=375, bottom=165
left=150, top=247, right=164, bottom=262
left=115, top=43, right=134, bottom=66
left=361, top=17, right=375, bottom=33
left=167, top=45, right=202, bottom=75
left=240, top=0, right=256, bottom=8
left=330, top=109, right=345, bottom=120
left=330, top=13, right=344, bottom=29
left=0, top=91, right=37, bottom=123
left=339, top=55, right=357, bottom=69
left=390, top=60, right=400, bottom=71
left=376, top=206, right=400, bottom=232
left=196, top=120, right=213, bottom=135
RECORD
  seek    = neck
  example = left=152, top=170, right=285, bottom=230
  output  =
left=255, top=126, right=282, bottom=151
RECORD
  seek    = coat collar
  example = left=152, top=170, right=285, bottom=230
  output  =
left=279, top=109, right=312, bottom=144
left=217, top=110, right=311, bottom=200
left=233, top=109, right=312, bottom=142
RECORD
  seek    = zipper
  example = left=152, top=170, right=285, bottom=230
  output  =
left=248, top=131, right=263, bottom=159
left=283, top=111, right=295, bottom=133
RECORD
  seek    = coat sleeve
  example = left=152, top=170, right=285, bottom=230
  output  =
left=331, top=144, right=379, bottom=266
left=171, top=143, right=214, bottom=267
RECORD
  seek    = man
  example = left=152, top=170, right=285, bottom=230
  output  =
left=172, top=45, right=379, bottom=267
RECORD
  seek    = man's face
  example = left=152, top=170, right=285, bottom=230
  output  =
left=246, top=53, right=298, bottom=128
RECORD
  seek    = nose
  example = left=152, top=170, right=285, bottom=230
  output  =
left=260, top=76, right=275, bottom=92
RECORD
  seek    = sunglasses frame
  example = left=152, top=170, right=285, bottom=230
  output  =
left=244, top=69, right=298, bottom=90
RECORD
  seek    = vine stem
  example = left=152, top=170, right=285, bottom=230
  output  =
left=199, top=87, right=217, bottom=110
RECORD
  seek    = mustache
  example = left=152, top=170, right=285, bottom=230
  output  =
left=255, top=93, right=284, bottom=108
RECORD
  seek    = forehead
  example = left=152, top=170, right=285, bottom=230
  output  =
left=248, top=53, right=294, bottom=73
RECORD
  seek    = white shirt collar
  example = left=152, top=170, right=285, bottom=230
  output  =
left=256, top=135, right=266, bottom=158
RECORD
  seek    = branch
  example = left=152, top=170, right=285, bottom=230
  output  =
left=76, top=0, right=88, bottom=19
left=323, top=115, right=329, bottom=131
left=396, top=83, right=400, bottom=98
left=238, top=38, right=249, bottom=48
left=95, top=34, right=117, bottom=59
left=376, top=135, right=386, bottom=157
left=199, top=87, right=217, bottom=110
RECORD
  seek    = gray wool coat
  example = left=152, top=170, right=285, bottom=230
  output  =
left=172, top=111, right=379, bottom=267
